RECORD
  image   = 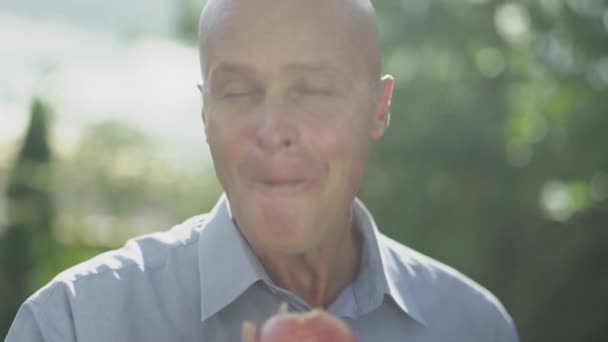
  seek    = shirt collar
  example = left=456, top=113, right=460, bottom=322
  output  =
left=198, top=194, right=427, bottom=326
left=351, top=198, right=428, bottom=326
left=198, top=194, right=272, bottom=322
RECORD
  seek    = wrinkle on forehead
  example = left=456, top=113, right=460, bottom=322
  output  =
left=198, top=0, right=382, bottom=85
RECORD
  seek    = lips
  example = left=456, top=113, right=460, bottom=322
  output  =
left=257, top=178, right=311, bottom=194
left=253, top=172, right=314, bottom=193
left=261, top=178, right=306, bottom=186
left=242, top=156, right=321, bottom=192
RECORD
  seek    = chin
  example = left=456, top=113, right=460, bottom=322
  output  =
left=232, top=191, right=323, bottom=250
left=255, top=194, right=309, bottom=225
left=259, top=215, right=308, bottom=240
left=262, top=234, right=317, bottom=255
left=252, top=213, right=318, bottom=252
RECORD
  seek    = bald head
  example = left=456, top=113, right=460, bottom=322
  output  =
left=197, top=0, right=395, bottom=260
left=198, top=0, right=382, bottom=86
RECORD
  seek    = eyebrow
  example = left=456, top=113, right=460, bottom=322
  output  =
left=208, top=63, right=258, bottom=81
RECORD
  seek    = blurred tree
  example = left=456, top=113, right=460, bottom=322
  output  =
left=0, top=97, right=55, bottom=336
left=54, top=119, right=221, bottom=247
left=176, top=0, right=206, bottom=44
left=362, top=1, right=608, bottom=341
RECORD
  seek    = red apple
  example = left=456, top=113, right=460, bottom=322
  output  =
left=259, top=306, right=357, bottom=342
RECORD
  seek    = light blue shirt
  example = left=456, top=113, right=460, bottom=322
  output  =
left=5, top=195, right=518, bottom=341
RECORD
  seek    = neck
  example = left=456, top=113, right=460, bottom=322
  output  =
left=255, top=219, right=362, bottom=309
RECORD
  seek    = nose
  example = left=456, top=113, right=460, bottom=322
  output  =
left=255, top=100, right=298, bottom=153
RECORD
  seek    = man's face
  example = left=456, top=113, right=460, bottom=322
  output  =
left=201, top=0, right=392, bottom=254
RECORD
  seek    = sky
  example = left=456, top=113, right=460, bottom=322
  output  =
left=0, top=0, right=207, bottom=160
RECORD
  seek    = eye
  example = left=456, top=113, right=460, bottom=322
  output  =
left=223, top=88, right=255, bottom=98
left=218, top=81, right=261, bottom=99
left=292, top=84, right=333, bottom=97
left=223, top=91, right=252, bottom=98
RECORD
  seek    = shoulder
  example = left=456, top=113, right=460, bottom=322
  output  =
left=379, top=234, right=518, bottom=340
left=380, top=234, right=499, bottom=305
left=27, top=213, right=209, bottom=310
left=7, top=214, right=212, bottom=341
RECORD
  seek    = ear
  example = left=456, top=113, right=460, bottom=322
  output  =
left=370, top=75, right=394, bottom=140
left=197, top=82, right=209, bottom=143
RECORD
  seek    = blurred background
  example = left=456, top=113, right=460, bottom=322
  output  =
left=1, top=0, right=607, bottom=340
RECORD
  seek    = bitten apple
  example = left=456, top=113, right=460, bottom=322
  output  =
left=259, top=306, right=357, bottom=342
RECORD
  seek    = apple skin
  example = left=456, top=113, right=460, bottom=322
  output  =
left=259, top=309, right=357, bottom=342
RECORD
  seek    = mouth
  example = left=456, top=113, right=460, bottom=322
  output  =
left=262, top=179, right=306, bottom=187
left=255, top=178, right=312, bottom=194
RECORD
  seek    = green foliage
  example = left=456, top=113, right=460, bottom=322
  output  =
left=176, top=0, right=206, bottom=44
left=54, top=119, right=221, bottom=246
left=359, top=1, right=608, bottom=341
left=1, top=97, right=54, bottom=335
left=5, top=98, right=54, bottom=233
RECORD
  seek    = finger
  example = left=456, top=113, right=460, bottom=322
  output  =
left=241, top=321, right=260, bottom=342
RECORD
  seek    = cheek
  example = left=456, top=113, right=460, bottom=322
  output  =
left=304, top=102, right=371, bottom=155
left=206, top=106, right=256, bottom=151
left=205, top=114, right=252, bottom=185
left=303, top=114, right=370, bottom=181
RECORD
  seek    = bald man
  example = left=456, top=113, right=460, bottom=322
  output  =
left=5, top=0, right=519, bottom=341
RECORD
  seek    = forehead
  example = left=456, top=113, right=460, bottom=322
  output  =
left=200, top=0, right=360, bottom=79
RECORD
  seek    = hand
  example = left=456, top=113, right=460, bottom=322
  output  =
left=241, top=321, right=260, bottom=342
